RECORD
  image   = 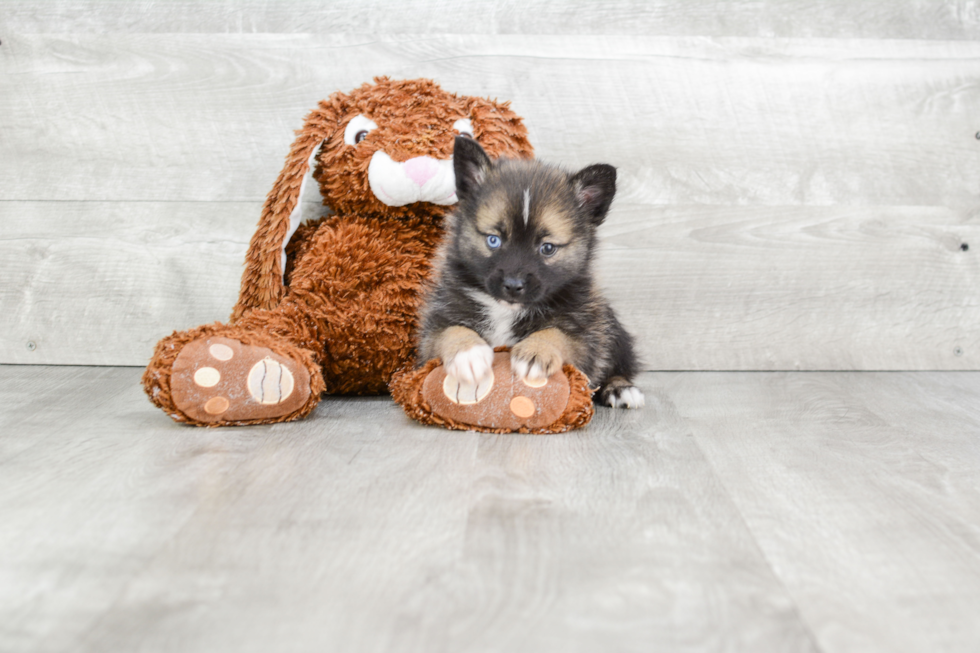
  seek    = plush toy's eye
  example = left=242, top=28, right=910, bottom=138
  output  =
left=344, top=115, right=378, bottom=146
left=453, top=118, right=474, bottom=139
left=486, top=234, right=502, bottom=249
left=539, top=242, right=557, bottom=257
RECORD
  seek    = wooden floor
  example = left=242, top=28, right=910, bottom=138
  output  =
left=2, top=366, right=979, bottom=653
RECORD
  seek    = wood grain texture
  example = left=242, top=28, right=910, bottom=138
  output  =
left=2, top=0, right=979, bottom=39
left=4, top=201, right=977, bottom=370
left=0, top=197, right=330, bottom=366
left=0, top=201, right=250, bottom=366
left=0, top=366, right=819, bottom=652
left=599, top=204, right=980, bottom=371
left=4, top=366, right=980, bottom=651
left=661, top=370, right=980, bottom=653
left=3, top=28, right=980, bottom=369
left=2, top=35, right=979, bottom=207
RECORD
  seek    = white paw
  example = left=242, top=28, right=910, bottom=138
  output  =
left=606, top=386, right=645, bottom=409
left=445, top=344, right=494, bottom=386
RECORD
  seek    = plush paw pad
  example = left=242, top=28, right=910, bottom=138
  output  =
left=247, top=358, right=296, bottom=404
left=442, top=366, right=495, bottom=405
left=170, top=337, right=311, bottom=424
left=422, top=351, right=571, bottom=430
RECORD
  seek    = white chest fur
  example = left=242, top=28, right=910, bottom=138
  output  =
left=467, top=290, right=524, bottom=347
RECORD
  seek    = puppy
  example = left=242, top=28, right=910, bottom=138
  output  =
left=417, top=136, right=643, bottom=408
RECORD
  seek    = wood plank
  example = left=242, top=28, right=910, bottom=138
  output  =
left=2, top=0, right=979, bottom=40
left=599, top=203, right=980, bottom=371
left=3, top=201, right=977, bottom=370
left=2, top=34, right=979, bottom=206
left=0, top=366, right=818, bottom=652
left=662, top=370, right=980, bottom=653
left=0, top=201, right=251, bottom=366
left=0, top=197, right=331, bottom=366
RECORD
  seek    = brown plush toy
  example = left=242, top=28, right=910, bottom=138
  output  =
left=142, top=77, right=594, bottom=430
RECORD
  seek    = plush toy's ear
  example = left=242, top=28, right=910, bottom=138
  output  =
left=231, top=100, right=341, bottom=322
left=570, top=164, right=617, bottom=226
left=452, top=135, right=493, bottom=204
left=462, top=96, right=534, bottom=161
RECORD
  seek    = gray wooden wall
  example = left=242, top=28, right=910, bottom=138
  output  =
left=2, top=1, right=979, bottom=370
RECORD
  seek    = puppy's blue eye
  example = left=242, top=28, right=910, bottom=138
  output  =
left=486, top=235, right=502, bottom=249
left=540, top=242, right=557, bottom=257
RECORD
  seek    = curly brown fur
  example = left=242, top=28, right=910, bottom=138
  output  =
left=144, top=78, right=534, bottom=426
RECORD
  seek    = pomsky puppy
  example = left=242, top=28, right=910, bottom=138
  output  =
left=417, top=136, right=643, bottom=409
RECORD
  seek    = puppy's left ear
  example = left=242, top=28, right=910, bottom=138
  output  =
left=453, top=135, right=492, bottom=203
left=571, top=164, right=616, bottom=225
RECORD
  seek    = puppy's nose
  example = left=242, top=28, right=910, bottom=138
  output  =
left=502, top=277, right=525, bottom=296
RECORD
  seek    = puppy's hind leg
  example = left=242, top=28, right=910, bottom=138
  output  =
left=598, top=376, right=645, bottom=409
left=597, top=316, right=643, bottom=409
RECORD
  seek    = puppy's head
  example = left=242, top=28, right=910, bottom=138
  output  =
left=450, top=136, right=616, bottom=306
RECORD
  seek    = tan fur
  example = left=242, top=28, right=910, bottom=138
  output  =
left=536, top=203, right=574, bottom=244
left=474, top=191, right=510, bottom=236
left=511, top=328, right=579, bottom=379
left=431, top=326, right=489, bottom=363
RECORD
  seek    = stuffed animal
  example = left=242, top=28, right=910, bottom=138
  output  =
left=142, top=77, right=535, bottom=426
left=390, top=349, right=595, bottom=434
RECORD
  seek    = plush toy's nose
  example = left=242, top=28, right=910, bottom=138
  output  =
left=368, top=151, right=457, bottom=206
left=402, top=157, right=440, bottom=187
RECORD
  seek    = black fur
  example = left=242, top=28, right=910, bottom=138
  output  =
left=419, top=137, right=641, bottom=405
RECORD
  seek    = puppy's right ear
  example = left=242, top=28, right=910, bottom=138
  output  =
left=571, top=164, right=617, bottom=226
left=453, top=135, right=492, bottom=203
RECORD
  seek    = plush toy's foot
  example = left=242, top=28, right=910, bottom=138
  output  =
left=390, top=349, right=594, bottom=434
left=143, top=324, right=324, bottom=426
left=168, top=336, right=312, bottom=425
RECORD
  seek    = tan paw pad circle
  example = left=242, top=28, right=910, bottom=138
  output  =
left=204, top=396, right=230, bottom=415
left=248, top=357, right=295, bottom=405
left=522, top=376, right=548, bottom=388
left=510, top=396, right=536, bottom=418
left=209, top=343, right=234, bottom=361
left=194, top=367, right=221, bottom=387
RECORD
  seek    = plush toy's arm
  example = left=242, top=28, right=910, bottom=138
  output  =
left=231, top=101, right=339, bottom=322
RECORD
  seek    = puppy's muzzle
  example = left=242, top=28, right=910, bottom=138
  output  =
left=368, top=151, right=457, bottom=207
left=502, top=277, right=526, bottom=299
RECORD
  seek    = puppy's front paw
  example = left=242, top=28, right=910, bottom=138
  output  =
left=511, top=336, right=564, bottom=384
left=599, top=378, right=645, bottom=409
left=445, top=344, right=494, bottom=385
